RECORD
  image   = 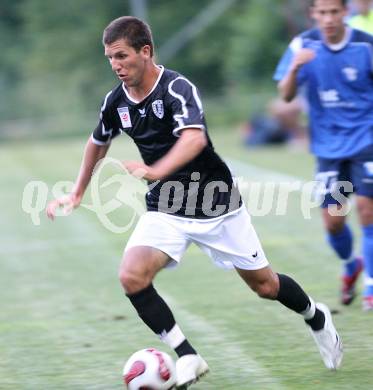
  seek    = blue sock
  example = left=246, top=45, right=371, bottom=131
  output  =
left=362, top=224, right=373, bottom=297
left=327, top=224, right=357, bottom=276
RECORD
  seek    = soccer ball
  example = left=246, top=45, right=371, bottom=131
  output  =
left=123, top=348, right=177, bottom=390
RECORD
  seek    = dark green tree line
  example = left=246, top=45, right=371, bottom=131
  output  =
left=0, top=0, right=309, bottom=120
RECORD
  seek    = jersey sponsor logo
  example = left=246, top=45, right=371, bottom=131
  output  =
left=152, top=99, right=164, bottom=119
left=117, top=107, right=132, bottom=128
left=318, top=89, right=339, bottom=102
left=317, top=89, right=355, bottom=108
left=342, top=67, right=358, bottom=82
left=138, top=107, right=146, bottom=117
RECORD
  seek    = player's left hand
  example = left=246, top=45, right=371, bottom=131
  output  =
left=122, top=160, right=159, bottom=181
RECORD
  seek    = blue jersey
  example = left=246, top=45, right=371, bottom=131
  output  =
left=274, top=28, right=373, bottom=158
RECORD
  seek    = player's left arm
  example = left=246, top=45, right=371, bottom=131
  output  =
left=123, top=127, right=207, bottom=181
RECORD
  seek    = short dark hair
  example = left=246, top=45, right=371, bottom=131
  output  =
left=103, top=16, right=154, bottom=57
left=310, top=0, right=347, bottom=6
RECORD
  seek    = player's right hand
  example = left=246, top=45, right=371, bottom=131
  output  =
left=46, top=193, right=82, bottom=221
left=291, top=48, right=316, bottom=71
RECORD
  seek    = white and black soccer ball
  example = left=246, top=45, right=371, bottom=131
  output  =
left=123, top=348, right=177, bottom=390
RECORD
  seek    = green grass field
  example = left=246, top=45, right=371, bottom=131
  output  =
left=1, top=130, right=372, bottom=389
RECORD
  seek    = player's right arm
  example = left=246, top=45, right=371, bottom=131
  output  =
left=278, top=48, right=315, bottom=101
left=47, top=89, right=118, bottom=220
left=46, top=138, right=110, bottom=220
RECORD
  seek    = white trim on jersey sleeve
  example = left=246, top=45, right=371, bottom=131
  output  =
left=168, top=76, right=204, bottom=129
left=289, top=36, right=303, bottom=53
left=90, top=134, right=111, bottom=146
left=101, top=122, right=113, bottom=138
left=172, top=124, right=205, bottom=137
left=101, top=90, right=112, bottom=112
left=91, top=89, right=115, bottom=144
left=100, top=90, right=113, bottom=140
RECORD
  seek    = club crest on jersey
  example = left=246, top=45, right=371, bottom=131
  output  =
left=342, top=67, right=358, bottom=82
left=152, top=100, right=164, bottom=119
left=117, top=107, right=132, bottom=128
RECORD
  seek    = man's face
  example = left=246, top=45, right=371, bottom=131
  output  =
left=104, top=38, right=151, bottom=88
left=311, top=0, right=348, bottom=43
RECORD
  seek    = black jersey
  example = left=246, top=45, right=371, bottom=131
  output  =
left=92, top=66, right=241, bottom=218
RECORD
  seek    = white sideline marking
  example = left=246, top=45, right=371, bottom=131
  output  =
left=226, top=158, right=305, bottom=184
left=164, top=295, right=286, bottom=389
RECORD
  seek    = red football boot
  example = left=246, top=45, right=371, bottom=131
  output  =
left=341, top=257, right=364, bottom=305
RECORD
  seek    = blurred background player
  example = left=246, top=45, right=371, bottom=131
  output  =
left=348, top=0, right=373, bottom=34
left=241, top=97, right=306, bottom=147
left=274, top=0, right=373, bottom=309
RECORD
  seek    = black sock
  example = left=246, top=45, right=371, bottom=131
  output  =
left=127, top=284, right=196, bottom=357
left=276, top=274, right=325, bottom=330
left=175, top=340, right=197, bottom=357
left=305, top=309, right=325, bottom=331
left=276, top=273, right=311, bottom=313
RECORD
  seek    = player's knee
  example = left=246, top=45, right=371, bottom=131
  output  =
left=118, top=268, right=149, bottom=294
left=253, top=280, right=277, bottom=300
left=324, top=219, right=345, bottom=235
left=322, top=208, right=345, bottom=234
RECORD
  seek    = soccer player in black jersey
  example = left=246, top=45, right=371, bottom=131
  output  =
left=47, top=16, right=343, bottom=388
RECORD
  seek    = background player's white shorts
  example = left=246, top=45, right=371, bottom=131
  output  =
left=125, top=205, right=269, bottom=270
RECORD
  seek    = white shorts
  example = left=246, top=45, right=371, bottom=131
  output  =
left=125, top=205, right=269, bottom=270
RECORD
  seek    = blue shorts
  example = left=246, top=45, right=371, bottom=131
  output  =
left=315, top=144, right=373, bottom=208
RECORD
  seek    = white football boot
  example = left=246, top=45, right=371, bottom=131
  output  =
left=175, top=354, right=209, bottom=389
left=310, top=303, right=343, bottom=370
